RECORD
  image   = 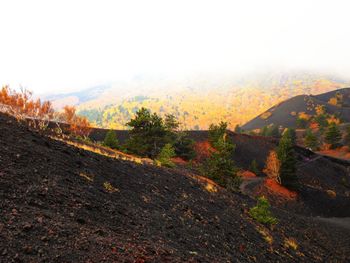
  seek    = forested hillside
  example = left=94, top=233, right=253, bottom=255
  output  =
left=46, top=72, right=350, bottom=129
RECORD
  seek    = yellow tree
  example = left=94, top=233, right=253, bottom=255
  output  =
left=263, top=150, right=281, bottom=184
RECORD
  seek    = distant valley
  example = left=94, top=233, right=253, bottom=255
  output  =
left=46, top=72, right=350, bottom=130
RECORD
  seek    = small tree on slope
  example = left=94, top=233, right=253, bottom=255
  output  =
left=103, top=130, right=119, bottom=149
left=277, top=131, right=298, bottom=189
left=263, top=150, right=281, bottom=184
left=304, top=129, right=318, bottom=151
left=325, top=123, right=342, bottom=149
left=156, top=143, right=176, bottom=167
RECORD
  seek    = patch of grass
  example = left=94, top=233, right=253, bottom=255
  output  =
left=249, top=196, right=278, bottom=225
left=260, top=111, right=272, bottom=120
left=204, top=183, right=217, bottom=193
left=103, top=182, right=119, bottom=193
left=256, top=226, right=273, bottom=245
left=79, top=172, right=94, bottom=182
left=284, top=238, right=298, bottom=250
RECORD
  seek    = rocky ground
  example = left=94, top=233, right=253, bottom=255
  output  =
left=1, top=112, right=350, bottom=262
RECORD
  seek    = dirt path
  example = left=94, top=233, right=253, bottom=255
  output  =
left=239, top=176, right=264, bottom=196
left=315, top=217, right=350, bottom=230
left=297, top=155, right=322, bottom=168
left=239, top=176, right=350, bottom=231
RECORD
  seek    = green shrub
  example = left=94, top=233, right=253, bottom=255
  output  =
left=249, top=196, right=278, bottom=225
left=102, top=130, right=119, bottom=149
left=156, top=143, right=176, bottom=167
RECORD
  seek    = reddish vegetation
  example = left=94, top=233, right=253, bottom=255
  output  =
left=264, top=179, right=297, bottom=200
left=318, top=146, right=350, bottom=161
left=171, top=157, right=187, bottom=165
left=238, top=170, right=257, bottom=178
left=0, top=86, right=91, bottom=137
left=0, top=86, right=54, bottom=128
left=61, top=106, right=91, bottom=138
left=193, top=141, right=215, bottom=161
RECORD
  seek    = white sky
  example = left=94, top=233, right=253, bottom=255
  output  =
left=0, top=0, right=350, bottom=94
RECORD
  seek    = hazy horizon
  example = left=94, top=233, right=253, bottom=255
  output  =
left=1, top=0, right=350, bottom=94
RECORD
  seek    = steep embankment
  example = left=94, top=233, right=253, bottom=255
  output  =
left=1, top=113, right=350, bottom=262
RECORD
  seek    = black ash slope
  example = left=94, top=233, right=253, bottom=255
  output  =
left=0, top=113, right=349, bottom=262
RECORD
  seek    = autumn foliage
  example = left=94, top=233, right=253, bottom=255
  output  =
left=0, top=85, right=54, bottom=129
left=263, top=150, right=281, bottom=184
left=0, top=85, right=90, bottom=137
left=61, top=105, right=91, bottom=138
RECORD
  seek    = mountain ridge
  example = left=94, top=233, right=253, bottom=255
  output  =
left=242, top=87, right=350, bottom=130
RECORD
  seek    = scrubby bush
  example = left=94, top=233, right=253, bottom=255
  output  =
left=103, top=130, right=119, bottom=149
left=156, top=143, right=176, bottom=167
left=249, top=196, right=278, bottom=225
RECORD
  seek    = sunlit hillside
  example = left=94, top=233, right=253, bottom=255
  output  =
left=46, top=72, right=350, bottom=129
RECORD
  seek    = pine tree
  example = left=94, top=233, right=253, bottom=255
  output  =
left=249, top=196, right=278, bottom=225
left=125, top=108, right=167, bottom=157
left=325, top=123, right=342, bottom=149
left=208, top=121, right=228, bottom=148
left=285, top=128, right=296, bottom=145
left=277, top=132, right=298, bottom=189
left=314, top=114, right=328, bottom=130
left=203, top=122, right=239, bottom=190
left=102, top=130, right=119, bottom=149
left=304, top=129, right=318, bottom=150
left=173, top=132, right=196, bottom=160
left=156, top=143, right=176, bottom=167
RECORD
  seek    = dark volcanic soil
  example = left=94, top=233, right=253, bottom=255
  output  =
left=242, top=88, right=350, bottom=130
left=1, top=113, right=350, bottom=262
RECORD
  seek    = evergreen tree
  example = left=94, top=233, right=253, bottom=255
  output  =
left=325, top=123, right=342, bottom=149
left=164, top=114, right=179, bottom=132
left=208, top=121, right=228, bottom=148
left=277, top=131, right=298, bottom=189
left=203, top=122, right=239, bottom=190
left=156, top=143, right=176, bottom=167
left=125, top=108, right=167, bottom=157
left=173, top=132, right=196, bottom=160
left=304, top=129, right=318, bottom=150
left=102, top=130, right=119, bottom=149
left=284, top=128, right=296, bottom=145
left=249, top=196, right=277, bottom=225
left=314, top=114, right=328, bottom=131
